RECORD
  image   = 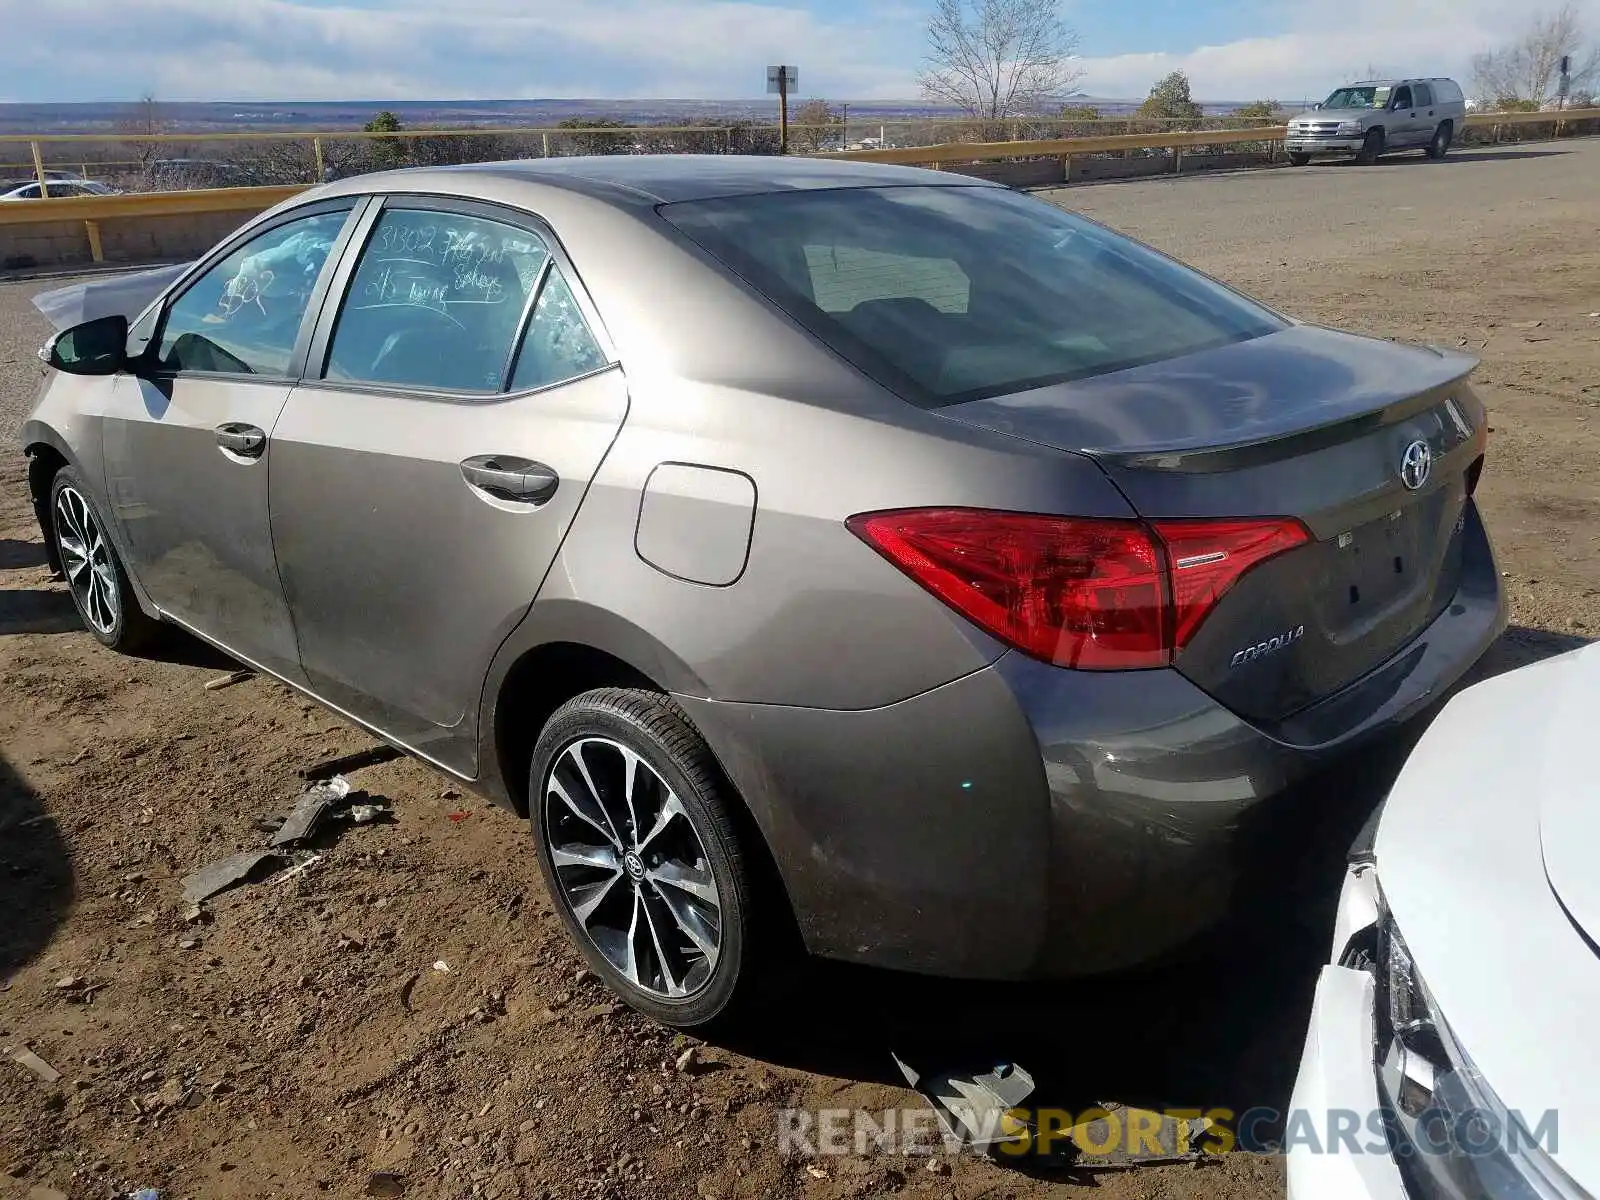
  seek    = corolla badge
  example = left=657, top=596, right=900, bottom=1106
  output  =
left=1399, top=439, right=1433, bottom=491
left=1229, top=625, right=1305, bottom=669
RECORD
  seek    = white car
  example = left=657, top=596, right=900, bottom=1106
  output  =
left=1, top=179, right=120, bottom=200
left=1288, top=642, right=1600, bottom=1198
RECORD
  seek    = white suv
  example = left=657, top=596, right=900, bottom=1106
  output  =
left=1285, top=78, right=1467, bottom=165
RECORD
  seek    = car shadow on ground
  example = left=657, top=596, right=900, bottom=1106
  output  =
left=1365, top=148, right=1572, bottom=166
left=717, top=624, right=1590, bottom=1145
left=0, top=587, right=83, bottom=635
left=0, top=537, right=49, bottom=570
left=0, top=753, right=74, bottom=982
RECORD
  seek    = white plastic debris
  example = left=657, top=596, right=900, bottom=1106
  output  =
left=432, top=960, right=451, bottom=974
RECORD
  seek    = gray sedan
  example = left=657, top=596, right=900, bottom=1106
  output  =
left=21, top=156, right=1505, bottom=1027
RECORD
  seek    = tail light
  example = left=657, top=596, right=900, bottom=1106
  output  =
left=847, top=508, right=1310, bottom=671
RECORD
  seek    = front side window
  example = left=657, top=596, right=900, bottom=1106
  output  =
left=661, top=185, right=1284, bottom=408
left=157, top=208, right=350, bottom=376
left=325, top=208, right=550, bottom=393
left=1392, top=86, right=1414, bottom=109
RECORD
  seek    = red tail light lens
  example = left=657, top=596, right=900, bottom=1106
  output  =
left=848, top=508, right=1310, bottom=670
left=1153, top=518, right=1312, bottom=649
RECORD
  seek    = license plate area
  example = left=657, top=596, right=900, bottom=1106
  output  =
left=1336, top=491, right=1451, bottom=613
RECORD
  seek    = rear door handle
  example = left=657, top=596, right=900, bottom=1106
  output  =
left=215, top=422, right=266, bottom=459
left=459, top=455, right=559, bottom=505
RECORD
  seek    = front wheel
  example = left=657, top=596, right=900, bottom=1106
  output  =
left=1287, top=152, right=1311, bottom=166
left=1426, top=122, right=1453, bottom=159
left=1355, top=129, right=1385, bottom=165
left=48, top=467, right=160, bottom=652
left=529, top=688, right=762, bottom=1028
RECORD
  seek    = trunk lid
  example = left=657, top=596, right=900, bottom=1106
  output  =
left=938, top=325, right=1488, bottom=723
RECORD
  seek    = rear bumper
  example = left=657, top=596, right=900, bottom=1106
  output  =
left=678, top=503, right=1505, bottom=979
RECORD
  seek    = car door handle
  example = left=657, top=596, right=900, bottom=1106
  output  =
left=459, top=455, right=559, bottom=505
left=215, top=423, right=266, bottom=459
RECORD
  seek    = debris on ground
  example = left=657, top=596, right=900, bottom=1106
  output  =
left=298, top=744, right=402, bottom=781
left=675, top=1046, right=700, bottom=1074
left=432, top=960, right=450, bottom=974
left=446, top=809, right=470, bottom=823
left=7, top=1046, right=61, bottom=1084
left=345, top=803, right=388, bottom=825
left=179, top=850, right=284, bottom=904
left=892, top=1052, right=1036, bottom=1155
left=273, top=854, right=324, bottom=885
left=269, top=776, right=352, bottom=848
left=127, top=1189, right=161, bottom=1200
left=202, top=668, right=254, bottom=692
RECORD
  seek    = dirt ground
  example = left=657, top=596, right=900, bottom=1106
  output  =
left=2, top=140, right=1598, bottom=1200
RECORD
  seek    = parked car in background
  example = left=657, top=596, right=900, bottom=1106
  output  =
left=1288, top=642, right=1599, bottom=1199
left=2, top=178, right=121, bottom=200
left=22, top=156, right=1504, bottom=1027
left=1285, top=78, right=1466, bottom=164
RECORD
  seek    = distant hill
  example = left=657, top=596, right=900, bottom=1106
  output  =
left=1, top=95, right=1270, bottom=135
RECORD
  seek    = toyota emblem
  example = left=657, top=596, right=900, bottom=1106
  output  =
left=1399, top=439, right=1432, bottom=491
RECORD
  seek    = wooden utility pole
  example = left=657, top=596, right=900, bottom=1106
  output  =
left=768, top=65, right=798, bottom=155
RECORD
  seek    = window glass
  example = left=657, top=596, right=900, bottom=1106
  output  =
left=1413, top=83, right=1433, bottom=107
left=157, top=209, right=349, bottom=376
left=661, top=186, right=1284, bottom=408
left=509, top=268, right=608, bottom=391
left=804, top=245, right=970, bottom=315
left=1392, top=86, right=1413, bottom=108
left=325, top=208, right=549, bottom=393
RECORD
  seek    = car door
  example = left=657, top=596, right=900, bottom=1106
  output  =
left=100, top=200, right=364, bottom=681
left=1412, top=83, right=1436, bottom=141
left=269, top=198, right=628, bottom=771
left=1388, top=84, right=1420, bottom=145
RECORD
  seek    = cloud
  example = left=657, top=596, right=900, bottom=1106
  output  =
left=1074, top=0, right=1600, bottom=100
left=1, top=0, right=919, bottom=101
left=6, top=0, right=1600, bottom=104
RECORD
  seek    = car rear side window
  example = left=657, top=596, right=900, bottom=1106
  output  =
left=661, top=186, right=1284, bottom=408
left=508, top=268, right=608, bottom=391
left=324, top=208, right=550, bottom=394
left=1413, top=83, right=1434, bottom=106
left=157, top=208, right=350, bottom=376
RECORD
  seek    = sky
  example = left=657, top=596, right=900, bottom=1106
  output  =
left=3, top=0, right=1597, bottom=104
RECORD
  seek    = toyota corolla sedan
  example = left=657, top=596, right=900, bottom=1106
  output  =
left=21, top=156, right=1505, bottom=1027
left=1288, top=641, right=1598, bottom=1199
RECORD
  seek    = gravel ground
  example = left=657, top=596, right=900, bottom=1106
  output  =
left=1, top=139, right=1597, bottom=1200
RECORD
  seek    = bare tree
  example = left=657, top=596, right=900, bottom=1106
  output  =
left=791, top=99, right=843, bottom=151
left=115, top=92, right=168, bottom=170
left=919, top=0, right=1084, bottom=123
left=1471, top=4, right=1600, bottom=107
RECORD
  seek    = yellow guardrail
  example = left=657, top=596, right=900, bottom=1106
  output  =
left=3, top=108, right=1596, bottom=267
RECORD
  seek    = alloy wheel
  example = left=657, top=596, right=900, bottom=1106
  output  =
left=543, top=737, right=722, bottom=999
left=54, top=485, right=120, bottom=635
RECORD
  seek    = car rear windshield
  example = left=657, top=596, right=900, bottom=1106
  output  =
left=660, top=185, right=1285, bottom=408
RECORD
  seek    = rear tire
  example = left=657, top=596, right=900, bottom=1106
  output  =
left=1288, top=152, right=1311, bottom=166
left=528, top=688, right=766, bottom=1029
left=1355, top=128, right=1385, bottom=165
left=1426, top=122, right=1453, bottom=159
left=47, top=466, right=160, bottom=653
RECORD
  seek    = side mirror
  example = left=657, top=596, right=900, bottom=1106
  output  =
left=39, top=314, right=130, bottom=376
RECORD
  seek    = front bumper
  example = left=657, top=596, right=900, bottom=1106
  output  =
left=1286, top=137, right=1366, bottom=153
left=678, top=503, right=1505, bottom=980
left=1287, top=869, right=1408, bottom=1199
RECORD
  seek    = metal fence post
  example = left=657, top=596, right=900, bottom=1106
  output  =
left=30, top=140, right=49, bottom=198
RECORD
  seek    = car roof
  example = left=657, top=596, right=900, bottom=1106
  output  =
left=1349, top=77, right=1456, bottom=86
left=324, top=154, right=1000, bottom=206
